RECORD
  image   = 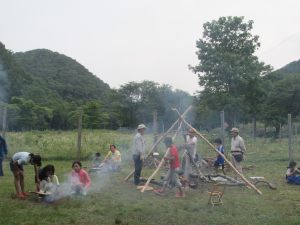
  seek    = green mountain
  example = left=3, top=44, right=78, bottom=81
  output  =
left=13, top=49, right=111, bottom=105
left=0, top=42, right=33, bottom=102
left=0, top=42, right=117, bottom=130
left=277, top=59, right=300, bottom=75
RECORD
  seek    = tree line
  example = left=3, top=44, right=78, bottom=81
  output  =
left=0, top=16, right=300, bottom=136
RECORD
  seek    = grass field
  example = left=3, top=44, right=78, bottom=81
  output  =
left=0, top=130, right=300, bottom=225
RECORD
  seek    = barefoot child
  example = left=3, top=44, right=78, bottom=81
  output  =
left=154, top=137, right=185, bottom=197
left=10, top=152, right=42, bottom=199
left=71, top=161, right=91, bottom=195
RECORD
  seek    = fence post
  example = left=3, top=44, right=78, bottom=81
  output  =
left=220, top=110, right=225, bottom=146
left=77, top=108, right=83, bottom=160
left=288, top=114, right=293, bottom=162
left=153, top=110, right=158, bottom=152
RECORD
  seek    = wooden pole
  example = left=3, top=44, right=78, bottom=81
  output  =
left=153, top=110, right=158, bottom=152
left=140, top=148, right=170, bottom=192
left=77, top=108, right=83, bottom=160
left=103, top=151, right=112, bottom=162
left=173, top=108, right=262, bottom=195
left=288, top=114, right=293, bottom=162
left=124, top=106, right=192, bottom=181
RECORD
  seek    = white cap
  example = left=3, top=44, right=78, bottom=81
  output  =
left=137, top=124, right=147, bottom=130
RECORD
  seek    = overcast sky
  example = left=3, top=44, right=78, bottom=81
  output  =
left=1, top=0, right=300, bottom=95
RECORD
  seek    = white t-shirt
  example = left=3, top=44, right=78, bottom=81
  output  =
left=12, top=152, right=31, bottom=166
left=186, top=135, right=197, bottom=158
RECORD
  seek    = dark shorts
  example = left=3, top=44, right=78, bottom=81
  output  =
left=214, top=161, right=224, bottom=169
left=9, top=160, right=24, bottom=172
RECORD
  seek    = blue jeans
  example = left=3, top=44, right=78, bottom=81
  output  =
left=133, top=155, right=143, bottom=185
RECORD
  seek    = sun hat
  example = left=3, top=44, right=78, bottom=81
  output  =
left=188, top=128, right=196, bottom=134
left=230, top=127, right=239, bottom=133
left=137, top=124, right=147, bottom=130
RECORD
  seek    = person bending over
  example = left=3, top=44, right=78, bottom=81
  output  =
left=10, top=152, right=41, bottom=199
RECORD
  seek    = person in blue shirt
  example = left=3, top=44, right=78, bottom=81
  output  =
left=286, top=161, right=300, bottom=185
left=213, top=138, right=225, bottom=175
left=0, top=135, right=8, bottom=176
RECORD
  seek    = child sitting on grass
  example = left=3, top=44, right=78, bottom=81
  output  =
left=91, top=152, right=102, bottom=168
left=70, top=161, right=91, bottom=195
left=286, top=161, right=300, bottom=185
left=10, top=152, right=42, bottom=199
left=104, top=144, right=122, bottom=172
left=38, top=164, right=59, bottom=193
left=154, top=137, right=185, bottom=198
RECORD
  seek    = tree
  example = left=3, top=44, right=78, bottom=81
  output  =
left=261, top=74, right=300, bottom=137
left=190, top=16, right=271, bottom=129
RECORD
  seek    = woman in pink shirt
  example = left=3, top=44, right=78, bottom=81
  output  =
left=71, top=161, right=91, bottom=195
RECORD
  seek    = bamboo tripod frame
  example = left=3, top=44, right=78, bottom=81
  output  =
left=173, top=108, right=262, bottom=195
left=123, top=106, right=192, bottom=181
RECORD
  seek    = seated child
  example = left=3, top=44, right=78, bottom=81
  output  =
left=70, top=161, right=91, bottom=195
left=38, top=164, right=59, bottom=193
left=104, top=144, right=122, bottom=171
left=213, top=138, right=225, bottom=175
left=286, top=161, right=300, bottom=185
left=10, top=152, right=42, bottom=199
left=91, top=152, right=102, bottom=168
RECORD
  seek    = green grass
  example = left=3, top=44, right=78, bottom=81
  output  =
left=0, top=130, right=300, bottom=225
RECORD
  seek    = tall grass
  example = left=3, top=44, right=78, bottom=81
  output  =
left=1, top=129, right=300, bottom=225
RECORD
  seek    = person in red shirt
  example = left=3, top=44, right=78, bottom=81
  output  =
left=71, top=161, right=91, bottom=196
left=154, top=137, right=185, bottom=197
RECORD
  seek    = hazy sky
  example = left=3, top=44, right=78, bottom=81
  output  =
left=1, top=0, right=300, bottom=95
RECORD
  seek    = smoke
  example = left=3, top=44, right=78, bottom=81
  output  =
left=0, top=60, right=8, bottom=103
left=43, top=162, right=123, bottom=202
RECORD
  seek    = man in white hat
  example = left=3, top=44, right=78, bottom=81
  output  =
left=132, top=124, right=147, bottom=185
left=230, top=127, right=246, bottom=175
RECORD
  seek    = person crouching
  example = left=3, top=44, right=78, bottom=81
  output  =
left=70, top=161, right=91, bottom=196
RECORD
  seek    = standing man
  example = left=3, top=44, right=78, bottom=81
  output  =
left=0, top=135, right=8, bottom=176
left=132, top=124, right=146, bottom=185
left=183, top=128, right=198, bottom=181
left=230, top=127, right=246, bottom=175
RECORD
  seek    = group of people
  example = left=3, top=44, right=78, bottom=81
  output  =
left=90, top=144, right=122, bottom=173
left=1, top=123, right=300, bottom=201
left=0, top=135, right=122, bottom=200
left=8, top=151, right=92, bottom=199
left=131, top=124, right=297, bottom=198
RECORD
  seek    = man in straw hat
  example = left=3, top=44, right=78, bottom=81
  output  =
left=132, top=124, right=147, bottom=185
left=230, top=127, right=246, bottom=175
